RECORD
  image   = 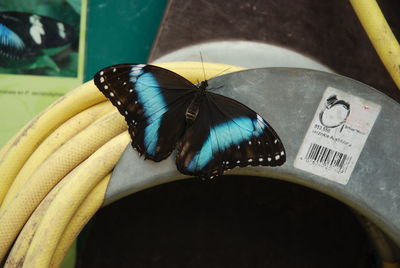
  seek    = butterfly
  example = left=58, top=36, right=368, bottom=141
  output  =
left=0, top=11, right=75, bottom=61
left=94, top=64, right=286, bottom=179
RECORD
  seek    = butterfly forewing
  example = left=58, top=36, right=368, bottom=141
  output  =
left=94, top=64, right=198, bottom=161
left=176, top=91, right=285, bottom=178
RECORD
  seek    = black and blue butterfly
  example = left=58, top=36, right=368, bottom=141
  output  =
left=94, top=64, right=286, bottom=179
left=0, top=11, right=75, bottom=61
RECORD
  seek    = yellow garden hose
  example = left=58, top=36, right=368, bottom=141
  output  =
left=0, top=127, right=26, bottom=162
left=0, top=110, right=127, bottom=258
left=350, top=0, right=400, bottom=90
left=5, top=171, right=71, bottom=267
left=0, top=101, right=114, bottom=211
left=0, top=62, right=242, bottom=267
left=50, top=174, right=112, bottom=268
left=4, top=172, right=111, bottom=268
left=0, top=82, right=106, bottom=204
left=22, top=132, right=131, bottom=268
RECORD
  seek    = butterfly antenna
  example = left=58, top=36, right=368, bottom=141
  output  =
left=213, top=66, right=233, bottom=78
left=206, top=66, right=233, bottom=91
left=200, top=52, right=207, bottom=82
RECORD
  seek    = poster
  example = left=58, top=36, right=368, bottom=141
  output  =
left=0, top=0, right=87, bottom=146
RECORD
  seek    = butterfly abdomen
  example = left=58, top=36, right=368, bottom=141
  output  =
left=185, top=91, right=205, bottom=124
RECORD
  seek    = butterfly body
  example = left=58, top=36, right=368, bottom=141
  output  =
left=94, top=64, right=285, bottom=179
left=184, top=82, right=207, bottom=124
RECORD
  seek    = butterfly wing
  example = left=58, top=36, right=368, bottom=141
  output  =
left=0, top=12, right=75, bottom=59
left=176, top=91, right=285, bottom=178
left=94, top=63, right=198, bottom=161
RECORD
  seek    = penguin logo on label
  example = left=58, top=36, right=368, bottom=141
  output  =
left=319, top=95, right=350, bottom=129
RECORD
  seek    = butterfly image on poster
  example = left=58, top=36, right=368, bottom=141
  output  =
left=94, top=64, right=286, bottom=179
left=0, top=11, right=76, bottom=62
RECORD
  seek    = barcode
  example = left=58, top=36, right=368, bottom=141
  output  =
left=305, top=143, right=351, bottom=173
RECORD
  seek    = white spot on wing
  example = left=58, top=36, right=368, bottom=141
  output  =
left=104, top=85, right=108, bottom=90
left=57, top=22, right=66, bottom=39
left=100, top=77, right=105, bottom=83
left=29, top=15, right=45, bottom=45
left=275, top=155, right=280, bottom=160
left=117, top=101, right=121, bottom=106
left=109, top=92, right=114, bottom=97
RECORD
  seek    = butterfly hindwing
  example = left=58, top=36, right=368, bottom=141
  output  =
left=94, top=64, right=198, bottom=161
left=176, top=91, right=285, bottom=178
left=0, top=11, right=75, bottom=59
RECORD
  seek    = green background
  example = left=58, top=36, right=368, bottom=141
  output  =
left=84, top=0, right=168, bottom=82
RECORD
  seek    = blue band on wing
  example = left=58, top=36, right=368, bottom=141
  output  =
left=0, top=24, right=25, bottom=50
left=130, top=65, right=167, bottom=156
left=187, top=115, right=267, bottom=171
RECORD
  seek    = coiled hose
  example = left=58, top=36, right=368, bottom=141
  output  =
left=0, top=62, right=243, bottom=267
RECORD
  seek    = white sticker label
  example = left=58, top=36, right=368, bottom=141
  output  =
left=294, top=87, right=381, bottom=185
